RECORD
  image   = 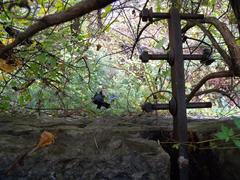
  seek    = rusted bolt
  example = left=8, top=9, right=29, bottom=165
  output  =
left=140, top=51, right=150, bottom=63
left=141, top=103, right=153, bottom=112
left=201, top=48, right=214, bottom=65
left=140, top=8, right=153, bottom=22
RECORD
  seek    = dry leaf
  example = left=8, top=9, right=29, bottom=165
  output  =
left=59, top=61, right=65, bottom=71
left=0, top=58, right=22, bottom=73
left=0, top=75, right=6, bottom=81
left=96, top=44, right=102, bottom=51
left=0, top=59, right=17, bottom=73
left=36, top=131, right=55, bottom=148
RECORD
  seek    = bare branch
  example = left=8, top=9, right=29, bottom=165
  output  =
left=183, top=17, right=240, bottom=76
left=186, top=71, right=234, bottom=102
left=196, top=23, right=231, bottom=66
left=202, top=17, right=240, bottom=75
left=0, top=0, right=118, bottom=57
left=229, top=0, right=240, bottom=34
left=195, top=88, right=240, bottom=108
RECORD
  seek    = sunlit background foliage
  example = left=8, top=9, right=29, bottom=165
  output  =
left=0, top=0, right=239, bottom=117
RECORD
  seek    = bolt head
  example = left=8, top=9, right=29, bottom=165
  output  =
left=141, top=8, right=150, bottom=22
left=142, top=103, right=153, bottom=112
left=205, top=58, right=215, bottom=66
left=140, top=51, right=149, bottom=63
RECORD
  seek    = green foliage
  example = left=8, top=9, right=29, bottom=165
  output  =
left=155, top=0, right=161, bottom=12
left=0, top=0, right=239, bottom=118
left=234, top=117, right=240, bottom=129
left=215, top=117, right=240, bottom=148
left=102, top=5, right=112, bottom=18
left=233, top=139, right=240, bottom=148
left=215, top=125, right=234, bottom=142
left=172, top=143, right=180, bottom=150
left=0, top=96, right=11, bottom=110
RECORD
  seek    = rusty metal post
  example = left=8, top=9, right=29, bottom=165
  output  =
left=168, top=8, right=189, bottom=180
left=140, top=5, right=207, bottom=180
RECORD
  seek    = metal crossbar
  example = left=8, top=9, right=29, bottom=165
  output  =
left=140, top=7, right=212, bottom=180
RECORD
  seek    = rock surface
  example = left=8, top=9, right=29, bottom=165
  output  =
left=0, top=113, right=240, bottom=180
left=0, top=113, right=170, bottom=180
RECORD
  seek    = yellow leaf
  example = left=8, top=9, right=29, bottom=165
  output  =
left=0, top=75, right=5, bottom=81
left=0, top=59, right=16, bottom=73
left=2, top=38, right=15, bottom=45
left=15, top=59, right=22, bottom=67
left=30, top=41, right=37, bottom=48
left=236, top=38, right=240, bottom=46
left=0, top=58, right=22, bottom=73
left=36, top=131, right=55, bottom=148
left=39, top=6, right=47, bottom=15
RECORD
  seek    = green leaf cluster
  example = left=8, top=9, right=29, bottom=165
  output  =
left=215, top=117, right=240, bottom=148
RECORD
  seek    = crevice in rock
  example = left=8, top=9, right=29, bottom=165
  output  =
left=140, top=129, right=225, bottom=180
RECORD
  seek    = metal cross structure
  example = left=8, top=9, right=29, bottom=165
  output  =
left=140, top=7, right=212, bottom=180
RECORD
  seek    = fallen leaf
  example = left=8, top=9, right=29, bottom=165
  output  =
left=36, top=131, right=55, bottom=148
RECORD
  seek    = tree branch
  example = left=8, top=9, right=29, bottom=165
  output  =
left=202, top=17, right=240, bottom=75
left=196, top=23, right=232, bottom=67
left=195, top=88, right=240, bottom=108
left=0, top=0, right=118, bottom=57
left=186, top=71, right=234, bottom=102
left=229, top=0, right=240, bottom=34
left=183, top=17, right=240, bottom=76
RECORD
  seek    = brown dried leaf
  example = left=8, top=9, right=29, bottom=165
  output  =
left=0, top=58, right=22, bottom=73
left=96, top=44, right=102, bottom=51
left=36, top=131, right=55, bottom=148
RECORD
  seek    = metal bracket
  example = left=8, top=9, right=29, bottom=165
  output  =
left=140, top=8, right=204, bottom=22
left=142, top=101, right=212, bottom=113
left=140, top=51, right=173, bottom=65
left=140, top=51, right=215, bottom=66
